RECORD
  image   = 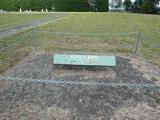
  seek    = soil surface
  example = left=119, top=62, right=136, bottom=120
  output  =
left=0, top=13, right=66, bottom=38
left=0, top=51, right=160, bottom=120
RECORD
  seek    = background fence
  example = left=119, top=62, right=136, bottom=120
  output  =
left=34, top=30, right=142, bottom=54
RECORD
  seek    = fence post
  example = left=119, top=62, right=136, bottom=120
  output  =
left=134, top=32, right=142, bottom=55
left=32, top=29, right=36, bottom=52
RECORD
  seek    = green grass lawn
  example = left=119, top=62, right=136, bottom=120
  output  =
left=38, top=12, right=160, bottom=68
left=0, top=31, right=33, bottom=73
left=0, top=13, right=53, bottom=29
left=0, top=12, right=160, bottom=73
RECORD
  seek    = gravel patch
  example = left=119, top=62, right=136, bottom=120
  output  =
left=111, top=103, right=160, bottom=120
left=130, top=57, right=160, bottom=86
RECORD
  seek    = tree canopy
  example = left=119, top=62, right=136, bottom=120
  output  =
left=53, top=0, right=90, bottom=11
left=123, top=0, right=160, bottom=13
left=0, top=0, right=109, bottom=12
left=0, top=0, right=159, bottom=13
left=0, top=0, right=54, bottom=11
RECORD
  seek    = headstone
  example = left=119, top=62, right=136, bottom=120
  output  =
left=54, top=54, right=116, bottom=66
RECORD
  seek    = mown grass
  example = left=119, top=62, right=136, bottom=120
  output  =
left=0, top=13, right=52, bottom=29
left=35, top=30, right=137, bottom=53
left=0, top=31, right=33, bottom=73
left=38, top=12, right=160, bottom=68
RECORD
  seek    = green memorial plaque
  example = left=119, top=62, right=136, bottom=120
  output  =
left=54, top=54, right=116, bottom=66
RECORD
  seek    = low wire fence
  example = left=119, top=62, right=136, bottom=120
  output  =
left=34, top=30, right=142, bottom=54
left=0, top=29, right=160, bottom=120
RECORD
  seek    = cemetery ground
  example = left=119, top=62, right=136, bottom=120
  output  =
left=0, top=12, right=160, bottom=120
left=0, top=12, right=52, bottom=29
left=0, top=12, right=66, bottom=37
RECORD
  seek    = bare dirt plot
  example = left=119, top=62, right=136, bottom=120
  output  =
left=0, top=51, right=160, bottom=120
left=3, top=51, right=160, bottom=82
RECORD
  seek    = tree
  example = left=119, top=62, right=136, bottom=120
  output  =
left=95, top=0, right=109, bottom=12
left=130, top=0, right=159, bottom=13
left=123, top=0, right=132, bottom=11
left=53, top=0, right=90, bottom=11
left=141, top=0, right=155, bottom=13
left=131, top=0, right=144, bottom=12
